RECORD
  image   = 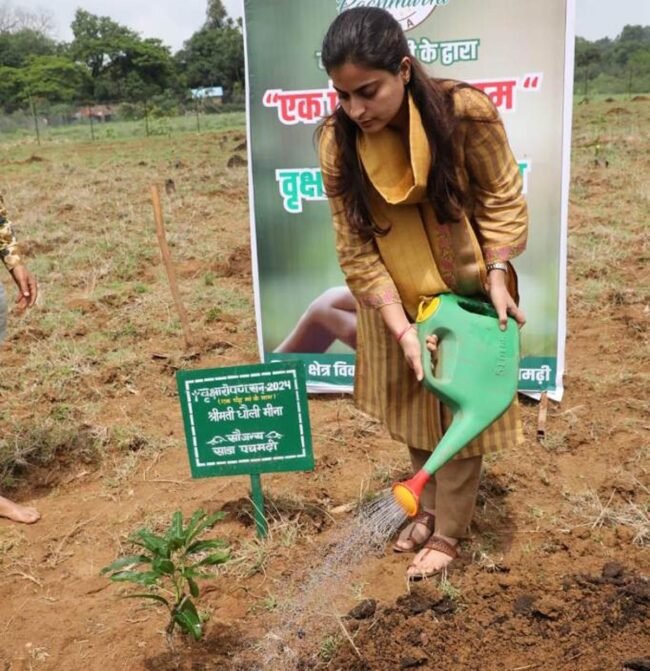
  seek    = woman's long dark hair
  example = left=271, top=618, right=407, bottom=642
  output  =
left=319, top=7, right=478, bottom=239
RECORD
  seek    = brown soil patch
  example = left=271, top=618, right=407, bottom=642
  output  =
left=319, top=564, right=648, bottom=671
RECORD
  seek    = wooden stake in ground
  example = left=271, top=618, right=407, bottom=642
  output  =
left=537, top=392, right=549, bottom=442
left=150, top=184, right=193, bottom=348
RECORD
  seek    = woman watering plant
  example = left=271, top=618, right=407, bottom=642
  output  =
left=318, top=7, right=527, bottom=579
left=0, top=193, right=40, bottom=524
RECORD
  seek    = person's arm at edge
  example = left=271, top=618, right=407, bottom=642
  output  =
left=0, top=194, right=38, bottom=309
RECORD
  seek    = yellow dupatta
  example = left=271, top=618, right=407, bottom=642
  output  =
left=356, top=93, right=487, bottom=318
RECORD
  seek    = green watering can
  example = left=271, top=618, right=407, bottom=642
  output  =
left=392, top=293, right=520, bottom=516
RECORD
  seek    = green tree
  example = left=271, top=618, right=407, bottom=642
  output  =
left=575, top=37, right=602, bottom=70
left=175, top=20, right=244, bottom=99
left=70, top=9, right=135, bottom=80
left=574, top=24, right=650, bottom=95
left=206, top=0, right=227, bottom=29
left=618, top=25, right=650, bottom=44
left=625, top=48, right=650, bottom=93
left=628, top=48, right=650, bottom=76
left=575, top=36, right=602, bottom=95
left=106, top=37, right=178, bottom=101
left=0, top=54, right=87, bottom=111
left=0, top=28, right=57, bottom=68
left=20, top=55, right=88, bottom=102
left=0, top=63, right=21, bottom=109
left=70, top=9, right=178, bottom=101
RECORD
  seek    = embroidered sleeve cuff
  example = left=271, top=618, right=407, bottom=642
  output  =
left=357, top=288, right=403, bottom=309
left=483, top=242, right=526, bottom=264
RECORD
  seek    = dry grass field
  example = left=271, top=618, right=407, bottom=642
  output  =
left=0, top=98, right=648, bottom=670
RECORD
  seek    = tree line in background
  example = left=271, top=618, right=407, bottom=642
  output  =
left=575, top=25, right=650, bottom=96
left=0, top=0, right=649, bottom=124
left=0, top=0, right=244, bottom=121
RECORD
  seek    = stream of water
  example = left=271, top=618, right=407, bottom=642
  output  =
left=248, top=491, right=407, bottom=670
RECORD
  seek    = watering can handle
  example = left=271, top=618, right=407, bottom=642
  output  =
left=418, top=325, right=452, bottom=396
left=416, top=295, right=451, bottom=397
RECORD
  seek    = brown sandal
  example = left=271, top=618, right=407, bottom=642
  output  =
left=407, top=535, right=459, bottom=580
left=392, top=511, right=436, bottom=553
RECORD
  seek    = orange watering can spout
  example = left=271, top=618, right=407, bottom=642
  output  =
left=391, top=470, right=430, bottom=517
left=391, top=293, right=520, bottom=517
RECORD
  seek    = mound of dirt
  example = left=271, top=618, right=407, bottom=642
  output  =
left=212, top=245, right=251, bottom=277
left=21, top=154, right=46, bottom=163
left=220, top=495, right=332, bottom=532
left=606, top=107, right=631, bottom=115
left=319, top=563, right=649, bottom=671
left=227, top=154, right=248, bottom=168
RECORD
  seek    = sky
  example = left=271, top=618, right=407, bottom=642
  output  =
left=8, top=0, right=650, bottom=52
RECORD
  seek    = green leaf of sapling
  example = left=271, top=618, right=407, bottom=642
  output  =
left=185, top=539, right=228, bottom=555
left=173, top=597, right=202, bottom=640
left=192, top=550, right=230, bottom=567
left=166, top=511, right=186, bottom=551
left=110, top=570, right=161, bottom=586
left=100, top=555, right=151, bottom=575
left=123, top=593, right=170, bottom=608
left=152, top=557, right=175, bottom=575
left=187, top=576, right=200, bottom=598
left=183, top=509, right=206, bottom=542
left=186, top=511, right=226, bottom=545
left=130, top=530, right=170, bottom=558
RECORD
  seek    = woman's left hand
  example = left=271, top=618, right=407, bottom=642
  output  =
left=486, top=268, right=525, bottom=331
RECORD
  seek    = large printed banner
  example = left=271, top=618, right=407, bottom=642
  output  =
left=244, top=0, right=574, bottom=400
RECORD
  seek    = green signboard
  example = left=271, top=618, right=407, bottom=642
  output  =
left=176, top=361, right=314, bottom=478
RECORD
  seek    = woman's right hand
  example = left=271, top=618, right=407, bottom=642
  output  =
left=10, top=264, right=38, bottom=310
left=399, top=329, right=438, bottom=382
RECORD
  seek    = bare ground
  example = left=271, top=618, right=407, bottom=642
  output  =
left=0, top=100, right=648, bottom=671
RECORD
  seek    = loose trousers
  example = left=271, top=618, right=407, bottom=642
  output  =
left=408, top=447, right=482, bottom=539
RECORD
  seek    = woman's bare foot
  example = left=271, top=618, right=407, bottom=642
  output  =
left=0, top=495, right=41, bottom=524
left=407, top=533, right=458, bottom=579
left=393, top=509, right=435, bottom=552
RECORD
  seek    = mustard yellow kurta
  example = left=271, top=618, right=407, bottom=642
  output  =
left=319, top=83, right=527, bottom=457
